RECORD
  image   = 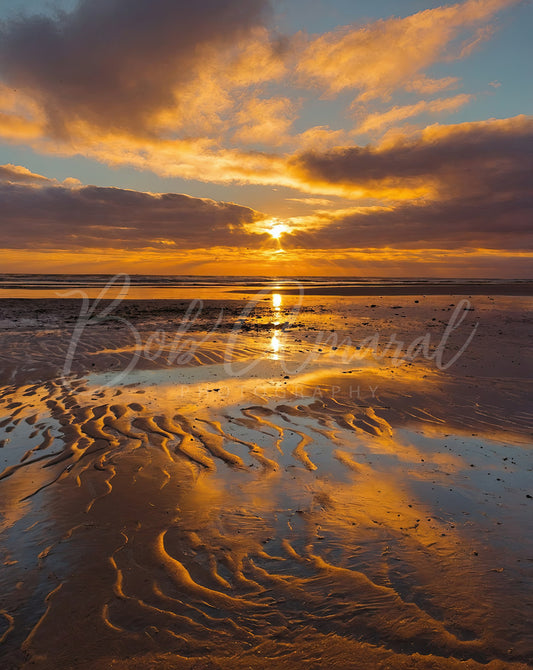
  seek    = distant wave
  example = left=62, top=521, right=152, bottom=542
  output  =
left=0, top=274, right=527, bottom=291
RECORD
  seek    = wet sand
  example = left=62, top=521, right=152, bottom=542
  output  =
left=0, top=290, right=532, bottom=669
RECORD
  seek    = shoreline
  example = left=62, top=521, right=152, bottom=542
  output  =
left=0, top=278, right=532, bottom=301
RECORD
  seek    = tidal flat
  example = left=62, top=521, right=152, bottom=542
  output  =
left=0, top=287, right=532, bottom=669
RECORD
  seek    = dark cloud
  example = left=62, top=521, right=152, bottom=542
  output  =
left=0, top=180, right=267, bottom=249
left=286, top=116, right=533, bottom=251
left=0, top=0, right=270, bottom=134
left=286, top=193, right=533, bottom=251
left=291, top=116, right=533, bottom=199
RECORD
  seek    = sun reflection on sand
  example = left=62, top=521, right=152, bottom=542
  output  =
left=270, top=330, right=281, bottom=360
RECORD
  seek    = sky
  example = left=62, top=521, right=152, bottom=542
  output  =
left=0, top=0, right=531, bottom=276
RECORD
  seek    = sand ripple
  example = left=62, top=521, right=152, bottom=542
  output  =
left=0, top=311, right=532, bottom=668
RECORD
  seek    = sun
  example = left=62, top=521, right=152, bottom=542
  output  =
left=270, top=223, right=288, bottom=239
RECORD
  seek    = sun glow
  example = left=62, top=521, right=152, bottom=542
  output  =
left=269, top=223, right=288, bottom=239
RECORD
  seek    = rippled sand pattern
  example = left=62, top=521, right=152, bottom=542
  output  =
left=0, top=297, right=532, bottom=669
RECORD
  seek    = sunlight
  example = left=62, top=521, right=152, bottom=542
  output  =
left=270, top=223, right=288, bottom=239
left=270, top=330, right=281, bottom=360
left=272, top=293, right=282, bottom=310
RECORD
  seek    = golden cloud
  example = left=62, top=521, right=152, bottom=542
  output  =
left=233, top=96, right=298, bottom=146
left=296, top=0, right=518, bottom=100
left=0, top=0, right=519, bottom=155
left=355, top=94, right=473, bottom=134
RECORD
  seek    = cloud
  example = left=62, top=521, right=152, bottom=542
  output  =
left=0, top=0, right=518, bottom=149
left=296, top=0, right=518, bottom=100
left=0, top=82, right=45, bottom=140
left=0, top=0, right=272, bottom=135
left=286, top=198, right=334, bottom=207
left=0, top=1, right=528, bottom=277
left=284, top=191, right=532, bottom=252
left=68, top=131, right=291, bottom=186
left=290, top=115, right=533, bottom=199
left=0, top=163, right=51, bottom=184
left=233, top=96, right=297, bottom=146
left=292, top=125, right=349, bottom=151
left=278, top=115, right=533, bottom=252
left=405, top=75, right=461, bottom=95
left=0, top=110, right=44, bottom=139
left=0, top=173, right=268, bottom=250
left=0, top=0, right=523, bottom=197
left=0, top=0, right=528, bottom=214
left=4, top=107, right=529, bottom=259
left=355, top=94, right=473, bottom=134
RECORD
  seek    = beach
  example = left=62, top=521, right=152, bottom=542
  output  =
left=0, top=278, right=532, bottom=669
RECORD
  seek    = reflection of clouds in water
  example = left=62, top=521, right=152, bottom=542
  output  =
left=1, top=324, right=532, bottom=665
left=5, top=373, right=528, bottom=665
